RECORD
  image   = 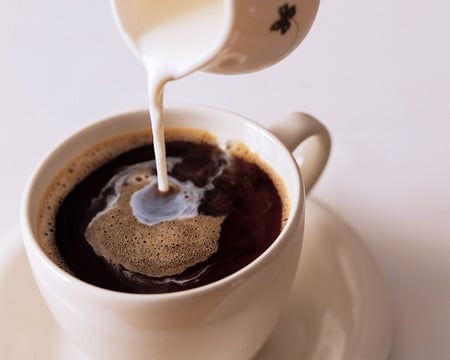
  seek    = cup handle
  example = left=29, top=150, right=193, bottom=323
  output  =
left=269, top=112, right=331, bottom=194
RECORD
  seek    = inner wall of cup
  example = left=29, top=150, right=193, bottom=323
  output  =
left=27, top=108, right=301, bottom=251
left=164, top=107, right=301, bottom=208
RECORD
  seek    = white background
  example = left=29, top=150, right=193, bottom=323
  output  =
left=1, top=1, right=449, bottom=359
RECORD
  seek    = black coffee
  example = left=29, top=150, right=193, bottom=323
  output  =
left=38, top=129, right=287, bottom=294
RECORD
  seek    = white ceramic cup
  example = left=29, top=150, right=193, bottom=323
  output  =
left=21, top=106, right=330, bottom=360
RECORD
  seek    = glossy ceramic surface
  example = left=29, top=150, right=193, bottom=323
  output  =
left=0, top=200, right=392, bottom=359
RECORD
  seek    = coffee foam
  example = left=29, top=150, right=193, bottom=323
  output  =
left=84, top=158, right=226, bottom=277
left=86, top=208, right=224, bottom=277
left=37, top=127, right=290, bottom=277
left=37, top=131, right=151, bottom=273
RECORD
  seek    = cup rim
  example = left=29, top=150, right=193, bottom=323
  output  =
left=21, top=106, right=304, bottom=300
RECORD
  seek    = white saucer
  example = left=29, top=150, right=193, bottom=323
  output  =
left=0, top=199, right=392, bottom=359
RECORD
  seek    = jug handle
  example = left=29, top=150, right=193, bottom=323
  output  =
left=269, top=113, right=331, bottom=194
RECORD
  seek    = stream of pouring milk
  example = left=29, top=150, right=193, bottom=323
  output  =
left=133, top=0, right=225, bottom=192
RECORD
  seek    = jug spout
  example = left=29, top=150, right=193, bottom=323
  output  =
left=111, top=0, right=319, bottom=77
left=111, top=0, right=231, bottom=79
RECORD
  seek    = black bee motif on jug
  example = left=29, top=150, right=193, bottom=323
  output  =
left=271, top=4, right=297, bottom=35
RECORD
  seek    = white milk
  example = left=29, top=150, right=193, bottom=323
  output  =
left=131, top=0, right=225, bottom=192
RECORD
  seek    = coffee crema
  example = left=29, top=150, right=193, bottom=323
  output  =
left=37, top=128, right=289, bottom=294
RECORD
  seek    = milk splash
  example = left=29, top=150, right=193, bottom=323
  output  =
left=86, top=155, right=229, bottom=227
left=84, top=154, right=231, bottom=278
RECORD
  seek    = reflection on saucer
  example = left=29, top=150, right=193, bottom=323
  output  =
left=0, top=199, right=392, bottom=360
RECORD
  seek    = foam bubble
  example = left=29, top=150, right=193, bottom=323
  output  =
left=85, top=199, right=224, bottom=278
